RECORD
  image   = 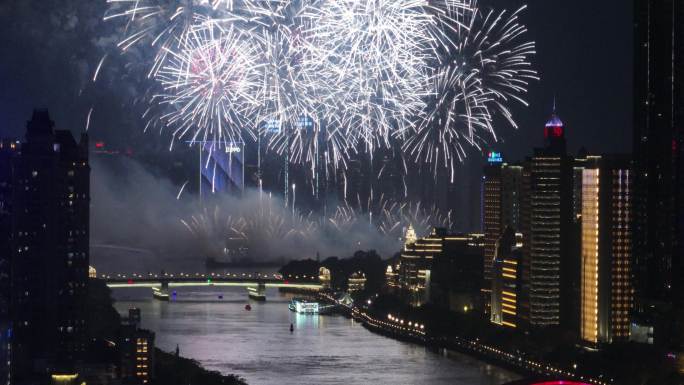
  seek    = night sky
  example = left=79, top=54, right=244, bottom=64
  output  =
left=0, top=0, right=634, bottom=168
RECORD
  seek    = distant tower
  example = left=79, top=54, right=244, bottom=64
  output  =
left=198, top=141, right=245, bottom=199
left=404, top=224, right=417, bottom=247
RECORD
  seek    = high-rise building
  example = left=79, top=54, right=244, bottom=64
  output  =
left=580, top=156, right=634, bottom=345
left=199, top=141, right=245, bottom=198
left=491, top=227, right=523, bottom=328
left=519, top=110, right=575, bottom=328
left=0, top=139, right=19, bottom=385
left=10, top=110, right=90, bottom=382
left=482, top=162, right=502, bottom=310
left=633, top=0, right=684, bottom=340
left=399, top=227, right=484, bottom=307
left=482, top=154, right=523, bottom=314
left=120, top=325, right=155, bottom=384
left=429, top=233, right=484, bottom=314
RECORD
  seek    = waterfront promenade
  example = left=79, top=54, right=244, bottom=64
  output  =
left=316, top=293, right=613, bottom=385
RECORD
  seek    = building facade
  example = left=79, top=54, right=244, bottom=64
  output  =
left=483, top=156, right=523, bottom=315
left=0, top=139, right=19, bottom=385
left=580, top=156, right=634, bottom=345
left=491, top=228, right=523, bottom=329
left=429, top=233, right=484, bottom=314
left=633, top=0, right=684, bottom=345
left=10, top=110, right=90, bottom=382
left=399, top=227, right=484, bottom=307
left=120, top=325, right=156, bottom=384
left=520, top=111, right=575, bottom=328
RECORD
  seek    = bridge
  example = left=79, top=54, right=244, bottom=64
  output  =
left=102, top=272, right=322, bottom=300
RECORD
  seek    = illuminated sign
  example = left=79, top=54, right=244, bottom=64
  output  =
left=263, top=117, right=313, bottom=133
left=224, top=144, right=242, bottom=154
left=297, top=116, right=313, bottom=129
left=264, top=119, right=281, bottom=134
left=488, top=151, right=503, bottom=163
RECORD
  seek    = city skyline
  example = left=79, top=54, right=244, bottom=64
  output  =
left=0, top=1, right=681, bottom=385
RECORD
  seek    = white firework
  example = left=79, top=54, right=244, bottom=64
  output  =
left=404, top=2, right=538, bottom=176
left=154, top=22, right=263, bottom=147
left=104, top=0, right=537, bottom=176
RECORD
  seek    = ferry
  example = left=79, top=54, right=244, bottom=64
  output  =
left=152, top=287, right=169, bottom=301
left=247, top=287, right=266, bottom=301
left=288, top=298, right=320, bottom=314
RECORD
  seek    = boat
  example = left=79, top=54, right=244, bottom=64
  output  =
left=288, top=298, right=319, bottom=314
left=152, top=287, right=169, bottom=301
left=247, top=287, right=266, bottom=301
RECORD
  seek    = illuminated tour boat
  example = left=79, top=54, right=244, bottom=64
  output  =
left=289, top=298, right=320, bottom=314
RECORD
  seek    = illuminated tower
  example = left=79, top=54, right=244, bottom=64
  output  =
left=491, top=227, right=523, bottom=328
left=520, top=109, right=574, bottom=328
left=483, top=153, right=522, bottom=315
left=580, top=156, right=633, bottom=345
left=404, top=224, right=417, bottom=247
left=482, top=159, right=502, bottom=312
left=199, top=141, right=245, bottom=198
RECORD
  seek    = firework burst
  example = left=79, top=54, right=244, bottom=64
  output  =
left=404, top=2, right=538, bottom=176
left=154, top=22, right=263, bottom=146
left=104, top=0, right=536, bottom=174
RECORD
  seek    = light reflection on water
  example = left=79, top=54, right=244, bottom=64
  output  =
left=113, top=287, right=520, bottom=385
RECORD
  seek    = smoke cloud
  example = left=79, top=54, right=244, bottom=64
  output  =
left=90, top=156, right=403, bottom=274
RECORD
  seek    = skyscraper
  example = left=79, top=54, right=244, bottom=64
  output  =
left=580, top=156, right=633, bottom=345
left=10, top=110, right=90, bottom=382
left=0, top=139, right=19, bottom=385
left=633, top=0, right=684, bottom=317
left=482, top=154, right=523, bottom=315
left=199, top=141, right=245, bottom=198
left=520, top=111, right=574, bottom=328
left=490, top=227, right=523, bottom=328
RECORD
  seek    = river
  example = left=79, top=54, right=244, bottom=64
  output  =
left=113, top=286, right=520, bottom=385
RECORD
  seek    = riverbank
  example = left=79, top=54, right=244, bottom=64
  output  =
left=89, top=278, right=249, bottom=384
left=313, top=291, right=606, bottom=385
left=113, top=286, right=517, bottom=384
left=332, top=294, right=681, bottom=385
left=153, top=348, right=246, bottom=385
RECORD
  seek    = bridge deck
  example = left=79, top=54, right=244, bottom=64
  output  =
left=105, top=279, right=322, bottom=290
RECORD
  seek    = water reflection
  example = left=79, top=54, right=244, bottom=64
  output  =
left=113, top=287, right=519, bottom=385
left=294, top=312, right=319, bottom=329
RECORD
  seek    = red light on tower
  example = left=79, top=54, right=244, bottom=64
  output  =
left=544, top=113, right=565, bottom=139
left=95, top=141, right=105, bottom=149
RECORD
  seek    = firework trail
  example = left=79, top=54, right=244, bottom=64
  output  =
left=154, top=22, right=263, bottom=146
left=182, top=195, right=452, bottom=259
left=321, top=196, right=453, bottom=240
left=403, top=2, right=538, bottom=177
left=104, top=0, right=536, bottom=174
left=181, top=196, right=317, bottom=258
